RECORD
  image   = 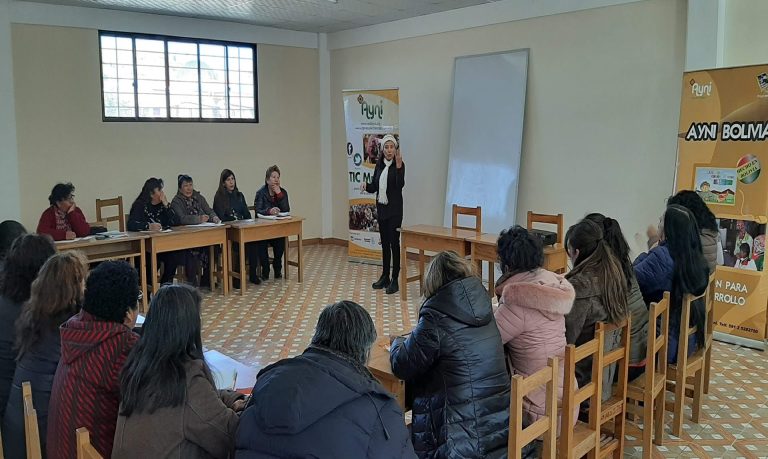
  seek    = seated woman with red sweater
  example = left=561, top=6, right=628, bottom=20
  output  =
left=36, top=183, right=91, bottom=241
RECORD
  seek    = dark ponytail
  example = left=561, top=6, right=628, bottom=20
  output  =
left=584, top=213, right=634, bottom=289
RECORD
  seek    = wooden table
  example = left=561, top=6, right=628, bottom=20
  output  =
left=466, top=233, right=569, bottom=294
left=226, top=217, right=304, bottom=295
left=56, top=234, right=148, bottom=311
left=368, top=336, right=406, bottom=410
left=145, top=225, right=229, bottom=296
left=399, top=225, right=479, bottom=301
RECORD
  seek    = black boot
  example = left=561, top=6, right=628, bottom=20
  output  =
left=386, top=277, right=399, bottom=295
left=248, top=270, right=262, bottom=285
left=372, top=274, right=390, bottom=290
left=273, top=263, right=282, bottom=279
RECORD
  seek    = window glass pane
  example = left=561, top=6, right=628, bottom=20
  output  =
left=118, top=64, right=134, bottom=79
left=100, top=35, right=116, bottom=49
left=200, top=55, right=225, bottom=71
left=136, top=38, right=164, bottom=52
left=137, top=79, right=165, bottom=93
left=168, top=41, right=197, bottom=55
left=199, top=44, right=225, bottom=57
left=137, top=65, right=165, bottom=81
left=102, top=78, right=118, bottom=93
left=102, top=63, right=117, bottom=79
left=201, top=68, right=225, bottom=83
left=116, top=37, right=132, bottom=50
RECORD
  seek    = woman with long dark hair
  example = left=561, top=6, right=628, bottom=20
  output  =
left=127, top=178, right=184, bottom=285
left=1, top=252, right=88, bottom=459
left=113, top=284, right=243, bottom=459
left=584, top=213, right=649, bottom=381
left=0, top=234, right=56, bottom=421
left=564, top=219, right=628, bottom=400
left=360, top=135, right=405, bottom=294
left=667, top=190, right=722, bottom=272
left=213, top=169, right=260, bottom=285
left=635, top=205, right=709, bottom=364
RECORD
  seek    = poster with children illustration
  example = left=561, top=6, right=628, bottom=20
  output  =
left=695, top=167, right=737, bottom=206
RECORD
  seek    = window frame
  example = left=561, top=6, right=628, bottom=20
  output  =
left=98, top=30, right=259, bottom=123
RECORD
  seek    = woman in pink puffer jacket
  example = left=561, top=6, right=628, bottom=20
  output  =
left=494, top=226, right=578, bottom=429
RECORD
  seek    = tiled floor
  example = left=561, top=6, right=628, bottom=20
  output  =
left=200, top=245, right=768, bottom=458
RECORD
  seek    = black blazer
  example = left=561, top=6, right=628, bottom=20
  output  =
left=365, top=161, right=405, bottom=221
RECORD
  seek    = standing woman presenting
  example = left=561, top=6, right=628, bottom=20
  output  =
left=360, top=134, right=404, bottom=295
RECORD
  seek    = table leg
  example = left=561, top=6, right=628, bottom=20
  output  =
left=221, top=240, right=229, bottom=296
left=298, top=228, right=303, bottom=283
left=400, top=239, right=407, bottom=301
left=284, top=236, right=290, bottom=280
left=209, top=246, right=216, bottom=291
left=150, top=245, right=158, bottom=300
left=239, top=239, right=246, bottom=295
left=488, top=261, right=495, bottom=298
left=418, top=249, right=425, bottom=296
left=139, top=239, right=147, bottom=313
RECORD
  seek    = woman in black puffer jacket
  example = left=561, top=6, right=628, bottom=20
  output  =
left=390, top=251, right=510, bottom=459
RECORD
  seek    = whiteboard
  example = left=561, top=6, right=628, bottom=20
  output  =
left=443, top=50, right=529, bottom=236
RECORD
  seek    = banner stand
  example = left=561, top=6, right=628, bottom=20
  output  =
left=343, top=88, right=400, bottom=264
left=713, top=331, right=766, bottom=351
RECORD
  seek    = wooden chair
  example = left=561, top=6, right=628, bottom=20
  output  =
left=526, top=211, right=564, bottom=244
left=703, top=274, right=716, bottom=394
left=95, top=196, right=125, bottom=232
left=23, top=382, right=42, bottom=459
left=665, top=288, right=710, bottom=437
left=558, top=329, right=605, bottom=459
left=76, top=428, right=103, bottom=459
left=451, top=204, right=482, bottom=233
left=625, top=292, right=670, bottom=459
left=509, top=357, right=559, bottom=459
left=595, top=318, right=631, bottom=459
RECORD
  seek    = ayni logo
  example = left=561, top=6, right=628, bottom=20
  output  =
left=690, top=79, right=712, bottom=98
left=358, top=95, right=383, bottom=120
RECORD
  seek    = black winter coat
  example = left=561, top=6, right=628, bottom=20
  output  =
left=365, top=161, right=405, bottom=221
left=254, top=185, right=290, bottom=217
left=235, top=346, right=416, bottom=459
left=213, top=190, right=251, bottom=222
left=390, top=276, right=510, bottom=459
left=0, top=295, right=22, bottom=421
left=1, top=328, right=61, bottom=459
left=127, top=201, right=179, bottom=231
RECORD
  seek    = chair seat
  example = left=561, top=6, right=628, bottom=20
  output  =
left=627, top=372, right=666, bottom=399
left=572, top=422, right=598, bottom=458
left=600, top=396, right=625, bottom=424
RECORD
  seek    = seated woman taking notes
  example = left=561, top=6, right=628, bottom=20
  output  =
left=127, top=178, right=185, bottom=285
left=171, top=174, right=220, bottom=288
left=254, top=165, right=289, bottom=280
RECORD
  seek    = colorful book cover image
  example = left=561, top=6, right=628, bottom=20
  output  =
left=695, top=167, right=737, bottom=206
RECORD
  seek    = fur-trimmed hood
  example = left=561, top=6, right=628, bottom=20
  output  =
left=496, top=269, right=575, bottom=316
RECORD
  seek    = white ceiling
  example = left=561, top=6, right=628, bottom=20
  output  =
left=15, top=0, right=498, bottom=32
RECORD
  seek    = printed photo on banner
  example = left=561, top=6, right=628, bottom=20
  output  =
left=349, top=203, right=378, bottom=232
left=362, top=133, right=400, bottom=165
left=716, top=218, right=766, bottom=271
left=695, top=167, right=737, bottom=205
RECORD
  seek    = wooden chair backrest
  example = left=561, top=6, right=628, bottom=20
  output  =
left=646, top=292, right=671, bottom=384
left=526, top=212, right=564, bottom=244
left=595, top=318, right=631, bottom=459
left=509, top=357, right=559, bottom=459
left=559, top=329, right=605, bottom=459
left=676, top=287, right=709, bottom=370
left=451, top=204, right=482, bottom=233
left=705, top=274, right=715, bottom=348
left=23, top=382, right=42, bottom=459
left=95, top=196, right=125, bottom=232
left=76, top=428, right=103, bottom=459
left=248, top=205, right=256, bottom=218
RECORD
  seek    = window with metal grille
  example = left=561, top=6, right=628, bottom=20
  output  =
left=99, top=31, right=258, bottom=122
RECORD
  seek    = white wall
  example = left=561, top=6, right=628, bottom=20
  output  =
left=12, top=24, right=321, bottom=237
left=722, top=0, right=768, bottom=67
left=330, top=0, right=688, bottom=256
left=0, top=0, right=21, bottom=220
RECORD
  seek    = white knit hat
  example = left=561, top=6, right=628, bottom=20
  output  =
left=379, top=134, right=398, bottom=149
